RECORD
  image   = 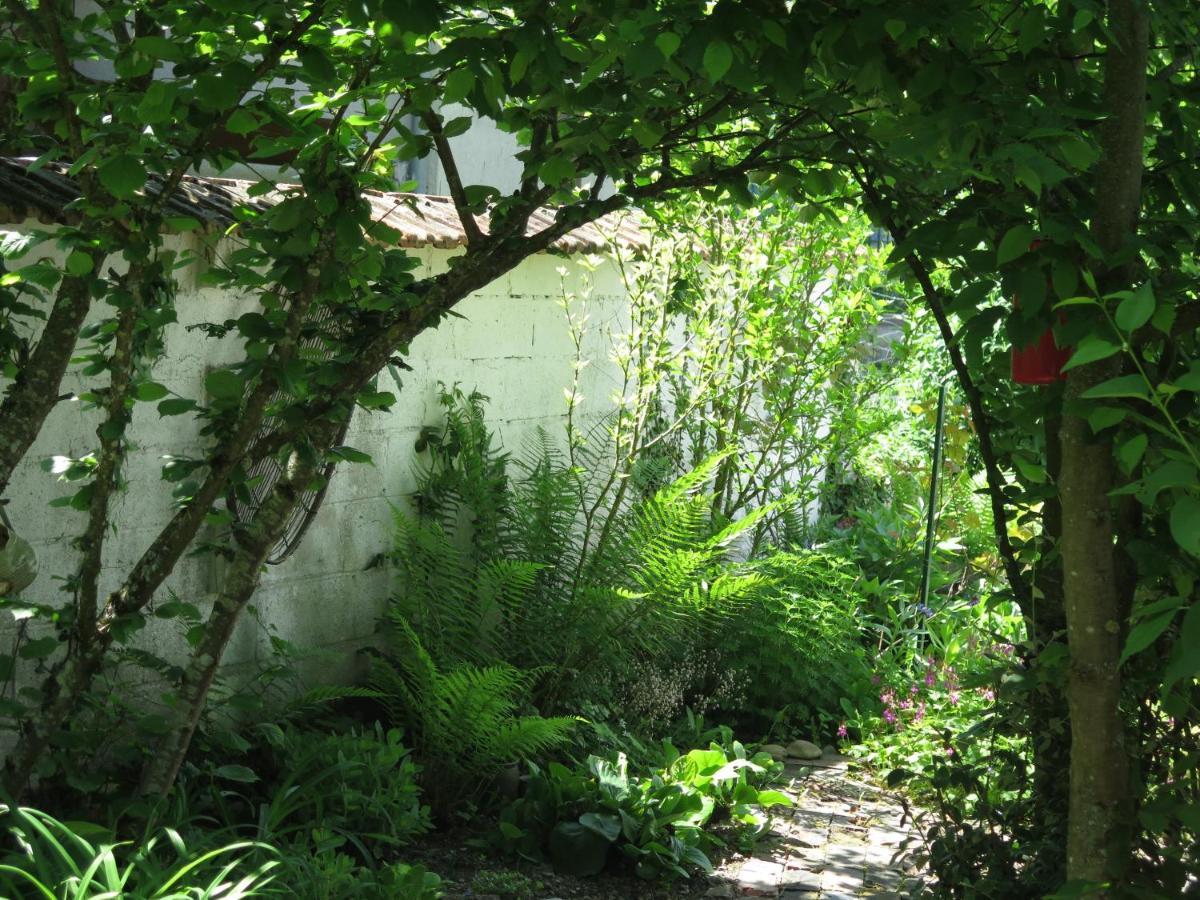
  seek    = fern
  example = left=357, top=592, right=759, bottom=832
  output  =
left=372, top=617, right=574, bottom=815
left=399, top=388, right=770, bottom=720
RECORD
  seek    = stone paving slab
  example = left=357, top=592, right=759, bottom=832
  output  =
left=710, top=759, right=926, bottom=898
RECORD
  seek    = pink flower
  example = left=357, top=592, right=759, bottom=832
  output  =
left=909, top=683, right=919, bottom=695
left=945, top=745, right=955, bottom=757
left=837, top=723, right=848, bottom=739
left=900, top=699, right=912, bottom=710
left=883, top=708, right=897, bottom=724
left=981, top=688, right=995, bottom=702
left=924, top=671, right=936, bottom=687
left=948, top=691, right=960, bottom=706
left=914, top=702, right=926, bottom=723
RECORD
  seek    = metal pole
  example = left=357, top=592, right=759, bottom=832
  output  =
left=918, top=380, right=948, bottom=611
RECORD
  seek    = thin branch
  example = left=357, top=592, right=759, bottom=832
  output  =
left=421, top=109, right=484, bottom=247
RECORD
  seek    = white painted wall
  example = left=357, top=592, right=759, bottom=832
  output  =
left=0, top=222, right=629, bottom=691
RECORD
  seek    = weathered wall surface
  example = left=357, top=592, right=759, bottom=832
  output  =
left=0, top=221, right=629, bottom=687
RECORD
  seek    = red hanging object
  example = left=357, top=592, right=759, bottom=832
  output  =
left=1011, top=326, right=1070, bottom=385
left=1009, top=238, right=1070, bottom=385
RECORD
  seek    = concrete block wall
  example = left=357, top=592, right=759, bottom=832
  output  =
left=0, top=220, right=630, bottom=691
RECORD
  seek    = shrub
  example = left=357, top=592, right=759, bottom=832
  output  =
left=722, top=550, right=872, bottom=734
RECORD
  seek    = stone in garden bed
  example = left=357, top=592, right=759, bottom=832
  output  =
left=785, top=739, right=822, bottom=760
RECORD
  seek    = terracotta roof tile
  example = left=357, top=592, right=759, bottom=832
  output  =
left=0, top=157, right=647, bottom=254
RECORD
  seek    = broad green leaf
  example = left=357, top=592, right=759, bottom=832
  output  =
left=1163, top=603, right=1200, bottom=692
left=204, top=369, right=244, bottom=401
left=157, top=397, right=196, bottom=416
left=996, top=224, right=1034, bottom=266
left=703, top=40, right=733, bottom=82
left=655, top=32, right=681, bottom=59
left=1115, top=283, right=1155, bottom=332
left=135, top=382, right=169, bottom=402
left=213, top=764, right=259, bottom=783
left=578, top=812, right=621, bottom=842
left=98, top=154, right=146, bottom=199
left=443, top=67, right=475, bottom=104
left=65, top=251, right=93, bottom=277
left=1088, top=406, right=1126, bottom=432
left=1138, top=461, right=1196, bottom=504
left=1013, top=456, right=1046, bottom=483
left=225, top=108, right=259, bottom=135
left=1116, top=434, right=1148, bottom=474
left=539, top=155, right=576, bottom=185
left=18, top=636, right=59, bottom=659
left=1169, top=495, right=1200, bottom=557
left=1062, top=334, right=1121, bottom=371
left=1120, top=609, right=1176, bottom=663
left=762, top=21, right=787, bottom=47
left=1080, top=375, right=1149, bottom=400
left=132, top=35, right=185, bottom=61
left=1171, top=363, right=1200, bottom=393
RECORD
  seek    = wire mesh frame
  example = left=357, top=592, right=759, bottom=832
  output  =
left=228, top=305, right=355, bottom=565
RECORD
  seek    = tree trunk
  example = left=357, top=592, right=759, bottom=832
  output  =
left=1060, top=360, right=1131, bottom=883
left=137, top=449, right=321, bottom=797
left=1059, top=0, right=1147, bottom=883
left=0, top=265, right=102, bottom=496
left=1027, top=411, right=1070, bottom=884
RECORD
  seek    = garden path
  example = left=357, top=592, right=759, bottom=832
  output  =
left=707, top=755, right=927, bottom=899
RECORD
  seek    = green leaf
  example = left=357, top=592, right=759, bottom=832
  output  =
left=443, top=67, right=475, bottom=104
left=225, top=108, right=259, bottom=135
left=997, top=224, right=1035, bottom=266
left=703, top=40, right=733, bottom=82
left=762, top=21, right=787, bottom=48
left=98, top=154, right=146, bottom=199
left=330, top=445, right=373, bottom=464
left=1162, top=603, right=1200, bottom=692
left=578, top=812, right=621, bottom=843
left=1059, top=137, right=1100, bottom=171
left=213, top=764, right=259, bottom=783
left=1080, top=375, right=1149, bottom=400
left=135, top=382, right=169, bottom=402
left=166, top=216, right=202, bottom=232
left=1169, top=495, right=1200, bottom=557
left=1116, top=434, right=1148, bottom=474
left=539, top=155, right=576, bottom=185
left=204, top=369, right=244, bottom=401
left=654, top=32, right=681, bottom=59
left=19, top=636, right=60, bottom=660
left=1172, top=363, right=1200, bottom=393
left=1062, top=334, right=1121, bottom=371
left=132, top=35, right=185, bottom=61
left=1087, top=406, right=1126, bottom=432
left=157, top=397, right=196, bottom=416
left=755, top=789, right=794, bottom=808
left=548, top=821, right=610, bottom=876
left=1115, top=283, right=1155, bottom=332
left=1121, top=609, right=1176, bottom=663
left=65, top=251, right=93, bottom=277
left=1139, top=461, right=1196, bottom=504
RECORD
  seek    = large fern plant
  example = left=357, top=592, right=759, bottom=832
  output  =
left=392, top=387, right=768, bottom=721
